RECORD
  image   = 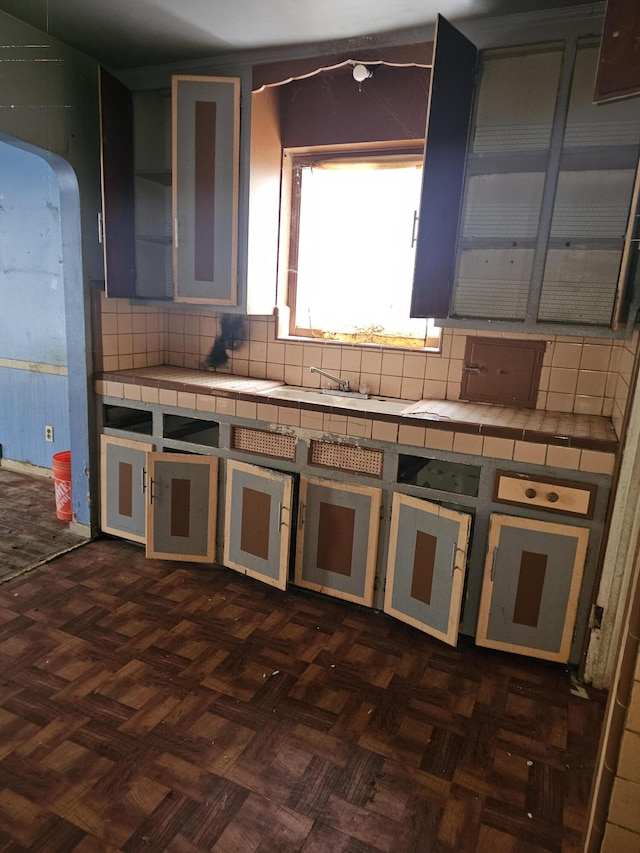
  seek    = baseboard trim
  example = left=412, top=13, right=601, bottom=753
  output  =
left=0, top=458, right=53, bottom=478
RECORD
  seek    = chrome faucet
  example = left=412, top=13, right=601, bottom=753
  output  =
left=309, top=366, right=350, bottom=392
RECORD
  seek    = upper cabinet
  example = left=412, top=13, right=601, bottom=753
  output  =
left=411, top=15, right=477, bottom=319
left=411, top=29, right=640, bottom=335
left=98, top=68, right=136, bottom=299
left=173, top=76, right=240, bottom=305
left=103, top=7, right=640, bottom=331
left=99, top=72, right=241, bottom=306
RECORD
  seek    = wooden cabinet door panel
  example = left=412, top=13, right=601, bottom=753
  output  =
left=146, top=453, right=218, bottom=562
left=295, top=477, right=380, bottom=607
left=223, top=460, right=293, bottom=590
left=594, top=0, right=640, bottom=103
left=99, top=68, right=136, bottom=298
left=410, top=15, right=477, bottom=319
left=476, top=514, right=589, bottom=663
left=173, top=75, right=240, bottom=305
left=384, top=493, right=471, bottom=647
left=100, top=435, right=153, bottom=543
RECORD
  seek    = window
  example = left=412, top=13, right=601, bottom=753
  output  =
left=285, top=148, right=440, bottom=349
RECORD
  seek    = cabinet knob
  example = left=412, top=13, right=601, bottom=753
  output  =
left=525, top=488, right=537, bottom=498
left=547, top=491, right=559, bottom=503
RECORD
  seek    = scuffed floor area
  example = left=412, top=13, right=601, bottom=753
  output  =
left=0, top=467, right=87, bottom=583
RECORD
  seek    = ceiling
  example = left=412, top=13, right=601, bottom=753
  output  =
left=0, top=0, right=592, bottom=69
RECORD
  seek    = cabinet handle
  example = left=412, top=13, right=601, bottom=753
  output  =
left=141, top=467, right=147, bottom=494
left=277, top=501, right=284, bottom=530
left=299, top=503, right=305, bottom=529
left=450, top=542, right=458, bottom=577
left=148, top=476, right=154, bottom=505
left=462, top=363, right=484, bottom=374
left=97, top=211, right=104, bottom=244
left=547, top=491, right=559, bottom=503
left=525, top=487, right=537, bottom=499
left=490, top=547, right=498, bottom=581
left=411, top=209, right=419, bottom=248
left=174, top=218, right=179, bottom=248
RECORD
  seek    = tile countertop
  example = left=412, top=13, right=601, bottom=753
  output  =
left=96, top=366, right=619, bottom=454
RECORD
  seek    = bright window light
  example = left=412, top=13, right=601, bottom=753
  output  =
left=290, top=156, right=438, bottom=348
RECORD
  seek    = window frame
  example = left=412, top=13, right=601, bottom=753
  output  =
left=283, top=142, right=440, bottom=349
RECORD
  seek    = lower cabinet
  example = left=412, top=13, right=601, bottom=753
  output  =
left=384, top=492, right=472, bottom=647
left=223, top=459, right=293, bottom=590
left=146, top=453, right=218, bottom=563
left=294, top=476, right=381, bottom=607
left=475, top=513, right=589, bottom=663
left=100, top=425, right=599, bottom=665
left=100, top=434, right=153, bottom=544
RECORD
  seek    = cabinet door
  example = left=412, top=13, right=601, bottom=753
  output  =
left=594, top=0, right=640, bottom=102
left=476, top=513, right=589, bottom=663
left=295, top=477, right=381, bottom=607
left=223, top=460, right=293, bottom=590
left=100, top=435, right=153, bottom=543
left=410, top=15, right=477, bottom=318
left=146, top=453, right=218, bottom=562
left=98, top=68, right=136, bottom=298
left=173, top=75, right=240, bottom=305
left=384, top=493, right=471, bottom=647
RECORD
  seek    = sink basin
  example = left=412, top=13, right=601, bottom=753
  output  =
left=259, top=386, right=410, bottom=414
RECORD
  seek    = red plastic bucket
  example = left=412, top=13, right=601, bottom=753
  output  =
left=52, top=450, right=72, bottom=521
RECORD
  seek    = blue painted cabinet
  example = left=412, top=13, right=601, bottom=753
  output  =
left=146, top=453, right=218, bottom=563
left=173, top=75, right=241, bottom=305
left=294, top=476, right=381, bottom=607
left=384, top=493, right=471, bottom=647
left=223, top=460, right=294, bottom=590
left=100, top=435, right=154, bottom=544
left=475, top=513, right=589, bottom=663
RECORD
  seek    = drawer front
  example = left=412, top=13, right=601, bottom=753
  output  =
left=494, top=471, right=596, bottom=518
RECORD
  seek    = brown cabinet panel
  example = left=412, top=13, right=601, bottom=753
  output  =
left=594, top=0, right=640, bottom=102
left=460, top=337, right=545, bottom=408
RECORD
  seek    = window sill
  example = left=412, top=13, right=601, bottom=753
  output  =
left=276, top=331, right=442, bottom=354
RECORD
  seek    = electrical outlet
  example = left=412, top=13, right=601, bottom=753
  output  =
left=45, top=425, right=54, bottom=442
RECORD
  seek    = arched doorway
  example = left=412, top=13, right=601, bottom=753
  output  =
left=0, top=135, right=92, bottom=539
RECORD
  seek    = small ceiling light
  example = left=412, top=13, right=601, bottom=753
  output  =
left=352, top=63, right=373, bottom=83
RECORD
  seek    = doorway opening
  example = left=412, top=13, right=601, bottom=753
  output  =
left=0, top=136, right=92, bottom=577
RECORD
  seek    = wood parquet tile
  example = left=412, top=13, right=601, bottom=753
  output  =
left=0, top=537, right=605, bottom=852
left=0, top=468, right=87, bottom=583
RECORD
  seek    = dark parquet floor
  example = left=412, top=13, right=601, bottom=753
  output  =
left=0, top=535, right=605, bottom=852
left=0, top=467, right=86, bottom=583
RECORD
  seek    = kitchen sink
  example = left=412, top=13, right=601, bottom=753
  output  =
left=258, top=386, right=410, bottom=414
